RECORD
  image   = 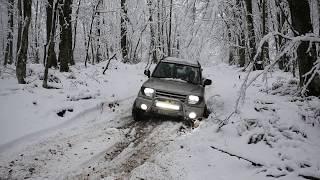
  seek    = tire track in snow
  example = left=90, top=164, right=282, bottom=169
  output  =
left=68, top=118, right=183, bottom=180
left=0, top=96, right=137, bottom=179
left=0, top=95, right=135, bottom=153
left=0, top=95, right=189, bottom=180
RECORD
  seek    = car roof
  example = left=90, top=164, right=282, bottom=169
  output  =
left=161, top=57, right=200, bottom=68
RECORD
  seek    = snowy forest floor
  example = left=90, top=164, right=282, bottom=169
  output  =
left=0, top=60, right=320, bottom=180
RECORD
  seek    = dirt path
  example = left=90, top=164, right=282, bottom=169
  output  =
left=0, top=98, right=187, bottom=180
left=68, top=119, right=183, bottom=180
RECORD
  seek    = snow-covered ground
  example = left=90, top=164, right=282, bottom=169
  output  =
left=0, top=61, right=146, bottom=147
left=148, top=63, right=320, bottom=180
left=0, top=60, right=319, bottom=179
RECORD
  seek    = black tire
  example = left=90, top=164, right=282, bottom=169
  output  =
left=203, top=105, right=210, bottom=118
left=132, top=107, right=146, bottom=121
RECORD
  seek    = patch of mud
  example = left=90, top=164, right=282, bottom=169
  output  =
left=69, top=119, right=183, bottom=179
left=0, top=99, right=193, bottom=180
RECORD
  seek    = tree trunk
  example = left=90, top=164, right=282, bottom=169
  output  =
left=276, top=0, right=289, bottom=71
left=287, top=0, right=320, bottom=96
left=120, top=0, right=128, bottom=62
left=46, top=0, right=58, bottom=68
left=258, top=0, right=269, bottom=69
left=16, top=0, right=22, bottom=56
left=4, top=0, right=14, bottom=66
left=43, top=0, right=58, bottom=88
left=318, top=0, right=320, bottom=65
left=58, top=0, right=73, bottom=72
left=157, top=0, right=164, bottom=59
left=147, top=0, right=157, bottom=63
left=66, top=2, right=74, bottom=66
left=225, top=22, right=233, bottom=65
left=72, top=0, right=81, bottom=65
left=161, top=0, right=166, bottom=56
left=239, top=46, right=246, bottom=67
left=1, top=13, right=4, bottom=55
left=91, top=40, right=95, bottom=65
left=16, top=0, right=32, bottom=84
left=33, top=0, right=40, bottom=64
left=168, top=0, right=173, bottom=57
left=275, top=3, right=283, bottom=70
left=85, top=0, right=101, bottom=67
left=96, top=0, right=103, bottom=64
left=235, top=0, right=246, bottom=67
left=244, top=0, right=258, bottom=70
left=85, top=7, right=95, bottom=67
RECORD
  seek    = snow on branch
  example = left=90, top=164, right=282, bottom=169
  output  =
left=218, top=32, right=320, bottom=130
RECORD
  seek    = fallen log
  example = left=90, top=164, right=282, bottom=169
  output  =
left=103, top=54, right=117, bottom=74
left=210, top=145, right=263, bottom=167
left=299, top=175, right=320, bottom=180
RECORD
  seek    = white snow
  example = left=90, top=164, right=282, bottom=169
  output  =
left=142, top=63, right=320, bottom=180
left=0, top=61, right=147, bottom=147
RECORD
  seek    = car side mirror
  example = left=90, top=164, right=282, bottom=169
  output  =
left=204, top=79, right=212, bottom=86
left=144, top=70, right=150, bottom=78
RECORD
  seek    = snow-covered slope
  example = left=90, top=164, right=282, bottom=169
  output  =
left=145, top=63, right=320, bottom=180
left=0, top=61, right=147, bottom=147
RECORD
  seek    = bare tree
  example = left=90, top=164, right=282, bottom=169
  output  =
left=72, top=0, right=81, bottom=65
left=236, top=0, right=246, bottom=67
left=168, top=0, right=173, bottom=57
left=33, top=0, right=40, bottom=64
left=218, top=0, right=246, bottom=67
left=46, top=0, right=58, bottom=68
left=120, top=0, right=128, bottom=62
left=16, top=0, right=32, bottom=84
left=244, top=0, right=258, bottom=70
left=274, top=0, right=290, bottom=71
left=58, top=0, right=73, bottom=72
left=16, top=0, right=22, bottom=55
left=287, top=0, right=320, bottom=96
left=4, top=0, right=14, bottom=66
left=84, top=0, right=101, bottom=67
left=95, top=0, right=103, bottom=64
left=258, top=0, right=269, bottom=69
left=43, top=0, right=58, bottom=88
left=147, top=0, right=157, bottom=63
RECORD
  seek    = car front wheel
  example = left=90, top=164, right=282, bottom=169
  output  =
left=132, top=106, right=147, bottom=121
left=203, top=105, right=210, bottom=118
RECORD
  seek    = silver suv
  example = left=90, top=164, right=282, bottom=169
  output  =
left=132, top=57, right=212, bottom=122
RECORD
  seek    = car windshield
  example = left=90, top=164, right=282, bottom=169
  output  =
left=152, top=62, right=201, bottom=84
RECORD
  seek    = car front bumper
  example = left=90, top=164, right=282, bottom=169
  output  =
left=134, top=95, right=205, bottom=120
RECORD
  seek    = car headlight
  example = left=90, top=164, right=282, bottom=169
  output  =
left=143, top=87, right=155, bottom=97
left=188, top=95, right=200, bottom=104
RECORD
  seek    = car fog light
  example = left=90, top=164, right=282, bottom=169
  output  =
left=141, top=104, right=148, bottom=110
left=189, top=112, right=197, bottom=119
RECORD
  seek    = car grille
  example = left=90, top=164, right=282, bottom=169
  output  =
left=155, top=90, right=187, bottom=102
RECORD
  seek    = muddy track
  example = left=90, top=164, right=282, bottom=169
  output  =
left=0, top=98, right=189, bottom=180
left=68, top=118, right=184, bottom=179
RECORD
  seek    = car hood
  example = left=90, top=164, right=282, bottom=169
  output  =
left=143, top=78, right=204, bottom=96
